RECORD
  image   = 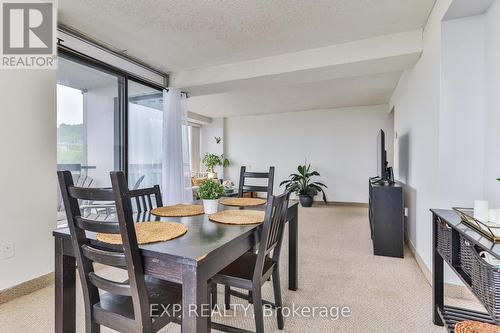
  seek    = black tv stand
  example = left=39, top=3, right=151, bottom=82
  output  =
left=368, top=178, right=404, bottom=258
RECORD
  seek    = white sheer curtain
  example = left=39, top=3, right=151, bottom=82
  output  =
left=162, top=88, right=192, bottom=205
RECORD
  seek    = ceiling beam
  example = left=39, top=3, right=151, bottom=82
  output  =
left=171, top=29, right=422, bottom=96
left=187, top=111, right=212, bottom=124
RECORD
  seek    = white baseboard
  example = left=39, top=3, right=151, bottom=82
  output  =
left=406, top=239, right=477, bottom=301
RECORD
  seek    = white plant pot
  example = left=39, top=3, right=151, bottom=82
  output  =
left=203, top=199, right=219, bottom=214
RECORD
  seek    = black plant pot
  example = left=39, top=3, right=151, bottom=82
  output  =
left=299, top=195, right=313, bottom=207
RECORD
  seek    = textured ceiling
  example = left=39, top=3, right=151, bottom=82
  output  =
left=187, top=72, right=401, bottom=117
left=58, top=0, right=435, bottom=72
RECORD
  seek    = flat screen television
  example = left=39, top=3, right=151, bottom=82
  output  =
left=374, top=129, right=394, bottom=184
left=377, top=129, right=387, bottom=180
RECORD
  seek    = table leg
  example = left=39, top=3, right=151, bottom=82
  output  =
left=55, top=237, right=76, bottom=333
left=288, top=204, right=298, bottom=291
left=182, top=265, right=210, bottom=333
left=432, top=213, right=444, bottom=326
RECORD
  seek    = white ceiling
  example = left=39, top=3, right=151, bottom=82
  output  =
left=444, top=0, right=493, bottom=20
left=57, top=56, right=115, bottom=90
left=187, top=72, right=401, bottom=118
left=58, top=0, right=435, bottom=117
left=59, top=0, right=435, bottom=72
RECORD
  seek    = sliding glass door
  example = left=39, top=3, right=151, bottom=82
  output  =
left=57, top=57, right=124, bottom=187
left=127, top=81, right=164, bottom=189
left=56, top=56, right=125, bottom=224
left=57, top=49, right=200, bottom=224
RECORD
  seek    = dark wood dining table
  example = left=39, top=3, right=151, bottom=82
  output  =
left=53, top=200, right=299, bottom=333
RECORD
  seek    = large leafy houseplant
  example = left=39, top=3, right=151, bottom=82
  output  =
left=202, top=153, right=230, bottom=178
left=280, top=163, right=327, bottom=207
left=198, top=179, right=225, bottom=214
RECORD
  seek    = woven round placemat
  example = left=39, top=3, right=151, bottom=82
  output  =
left=455, top=321, right=500, bottom=333
left=220, top=197, right=266, bottom=207
left=151, top=204, right=204, bottom=217
left=96, top=222, right=187, bottom=245
left=209, top=210, right=265, bottom=225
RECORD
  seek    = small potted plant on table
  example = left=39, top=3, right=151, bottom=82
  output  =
left=202, top=153, right=230, bottom=179
left=280, top=162, right=327, bottom=207
left=198, top=179, right=225, bottom=214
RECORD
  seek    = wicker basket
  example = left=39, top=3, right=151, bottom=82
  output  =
left=192, top=177, right=207, bottom=186
left=437, top=217, right=453, bottom=263
left=460, top=236, right=475, bottom=277
left=455, top=320, right=500, bottom=332
left=470, top=247, right=500, bottom=323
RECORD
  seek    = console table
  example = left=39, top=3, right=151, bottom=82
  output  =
left=432, top=209, right=500, bottom=332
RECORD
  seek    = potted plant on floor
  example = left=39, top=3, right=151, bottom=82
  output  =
left=202, top=153, right=230, bottom=179
left=198, top=179, right=225, bottom=214
left=280, top=162, right=327, bottom=207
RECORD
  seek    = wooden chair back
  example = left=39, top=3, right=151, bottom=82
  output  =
left=238, top=166, right=275, bottom=199
left=129, top=185, right=163, bottom=213
left=58, top=170, right=153, bottom=331
left=110, top=171, right=156, bottom=330
left=253, top=191, right=290, bottom=282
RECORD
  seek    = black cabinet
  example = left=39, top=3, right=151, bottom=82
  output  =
left=368, top=178, right=404, bottom=258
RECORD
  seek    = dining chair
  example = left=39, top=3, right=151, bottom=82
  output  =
left=57, top=173, right=94, bottom=218
left=238, top=166, right=275, bottom=200
left=129, top=182, right=163, bottom=213
left=211, top=192, right=290, bottom=333
left=80, top=174, right=148, bottom=216
left=58, top=170, right=181, bottom=332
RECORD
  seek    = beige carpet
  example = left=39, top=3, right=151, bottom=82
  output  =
left=0, top=205, right=482, bottom=332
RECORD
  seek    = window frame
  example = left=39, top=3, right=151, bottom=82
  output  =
left=57, top=45, right=168, bottom=180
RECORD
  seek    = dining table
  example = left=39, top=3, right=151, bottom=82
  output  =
left=53, top=200, right=299, bottom=333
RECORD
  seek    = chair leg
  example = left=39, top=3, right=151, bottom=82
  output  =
left=211, top=283, right=218, bottom=310
left=224, top=285, right=231, bottom=310
left=272, top=268, right=284, bottom=330
left=252, top=287, right=264, bottom=333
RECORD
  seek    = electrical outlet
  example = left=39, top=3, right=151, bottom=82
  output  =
left=1, top=243, right=15, bottom=259
left=404, top=207, right=409, bottom=217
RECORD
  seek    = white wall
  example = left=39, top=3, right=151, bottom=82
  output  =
left=224, top=105, right=394, bottom=203
left=484, top=0, right=500, bottom=207
left=0, top=70, right=57, bottom=290
left=390, top=0, right=452, bottom=270
left=200, top=118, right=225, bottom=177
left=390, top=0, right=500, bottom=284
left=439, top=15, right=485, bottom=207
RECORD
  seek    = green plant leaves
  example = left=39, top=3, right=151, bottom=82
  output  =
left=202, top=153, right=231, bottom=172
left=281, top=162, right=328, bottom=203
left=197, top=179, right=225, bottom=200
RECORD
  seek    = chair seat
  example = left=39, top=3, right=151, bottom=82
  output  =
left=94, top=275, right=182, bottom=332
left=213, top=252, right=275, bottom=289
